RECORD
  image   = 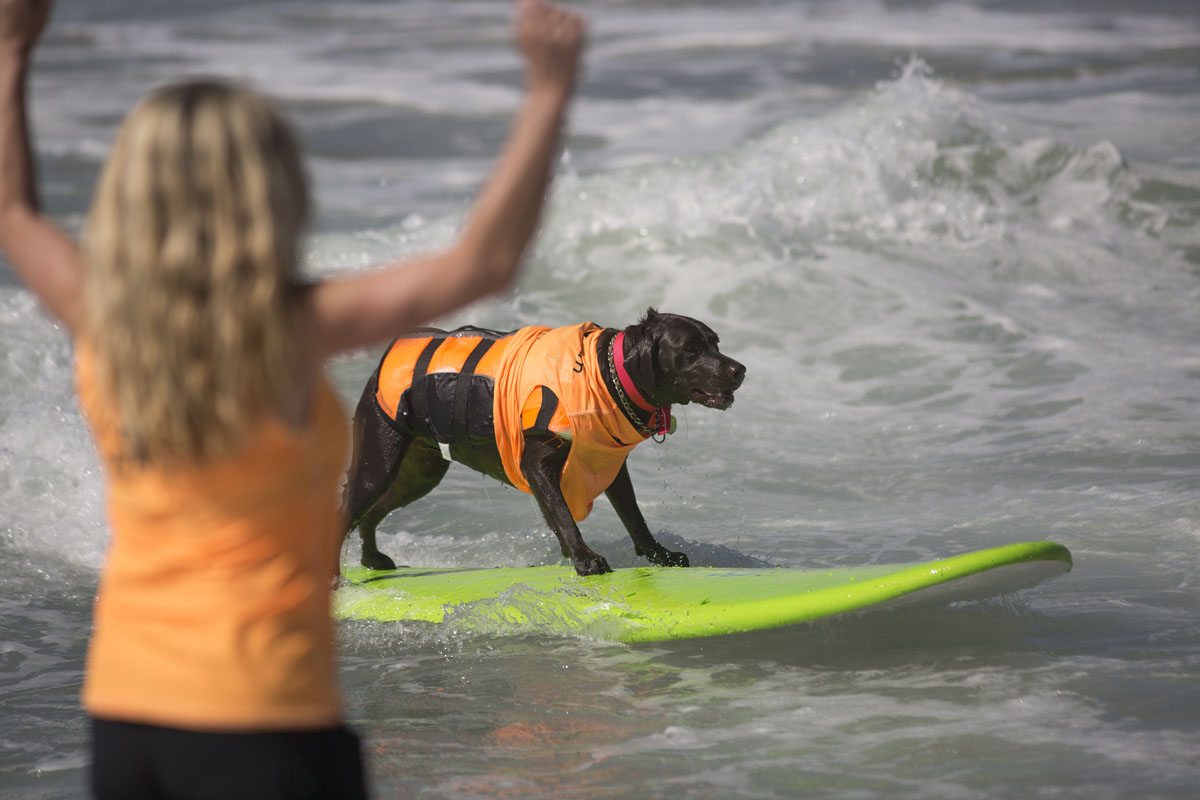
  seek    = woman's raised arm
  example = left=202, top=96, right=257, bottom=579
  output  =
left=0, top=0, right=84, bottom=333
left=302, top=0, right=587, bottom=360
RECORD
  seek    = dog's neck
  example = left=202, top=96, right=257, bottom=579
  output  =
left=618, top=325, right=663, bottom=402
left=599, top=327, right=670, bottom=437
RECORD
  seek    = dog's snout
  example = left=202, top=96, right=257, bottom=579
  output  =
left=728, top=361, right=746, bottom=386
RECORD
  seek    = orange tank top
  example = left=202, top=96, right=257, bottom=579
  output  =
left=76, top=346, right=349, bottom=731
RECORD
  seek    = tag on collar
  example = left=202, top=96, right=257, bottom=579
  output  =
left=651, top=409, right=675, bottom=443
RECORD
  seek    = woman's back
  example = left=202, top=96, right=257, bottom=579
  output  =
left=76, top=345, right=349, bottom=731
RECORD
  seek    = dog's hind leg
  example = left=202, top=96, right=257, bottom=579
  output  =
left=347, top=439, right=450, bottom=570
left=342, top=371, right=444, bottom=570
left=342, top=396, right=410, bottom=570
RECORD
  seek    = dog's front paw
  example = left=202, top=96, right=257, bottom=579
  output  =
left=572, top=550, right=613, bottom=576
left=645, top=548, right=689, bottom=568
left=361, top=551, right=397, bottom=571
left=662, top=550, right=689, bottom=568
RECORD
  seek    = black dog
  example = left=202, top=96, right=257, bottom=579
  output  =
left=342, top=308, right=745, bottom=576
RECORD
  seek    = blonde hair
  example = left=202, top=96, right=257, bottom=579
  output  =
left=83, top=80, right=310, bottom=465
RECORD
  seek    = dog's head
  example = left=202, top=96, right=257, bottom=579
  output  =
left=624, top=308, right=745, bottom=410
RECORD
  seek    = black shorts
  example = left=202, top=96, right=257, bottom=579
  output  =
left=89, top=717, right=369, bottom=800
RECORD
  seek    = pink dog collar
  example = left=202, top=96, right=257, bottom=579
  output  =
left=613, top=331, right=672, bottom=438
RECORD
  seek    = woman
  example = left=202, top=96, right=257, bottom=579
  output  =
left=0, top=0, right=585, bottom=797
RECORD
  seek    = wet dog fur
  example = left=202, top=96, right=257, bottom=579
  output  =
left=341, top=309, right=745, bottom=576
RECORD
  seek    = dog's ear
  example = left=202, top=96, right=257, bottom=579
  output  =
left=639, top=307, right=661, bottom=329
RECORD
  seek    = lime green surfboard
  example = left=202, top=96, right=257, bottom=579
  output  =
left=335, top=541, right=1072, bottom=643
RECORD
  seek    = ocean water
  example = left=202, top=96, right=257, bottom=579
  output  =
left=3, top=0, right=1199, bottom=797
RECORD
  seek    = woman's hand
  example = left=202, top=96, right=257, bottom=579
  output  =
left=515, top=0, right=586, bottom=94
left=0, top=0, right=52, bottom=60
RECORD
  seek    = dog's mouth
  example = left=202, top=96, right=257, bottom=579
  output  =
left=690, top=387, right=736, bottom=409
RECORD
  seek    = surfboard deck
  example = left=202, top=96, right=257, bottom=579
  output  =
left=335, top=540, right=1072, bottom=643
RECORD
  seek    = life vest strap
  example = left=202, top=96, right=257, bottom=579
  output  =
left=409, top=337, right=443, bottom=434
left=450, top=338, right=496, bottom=461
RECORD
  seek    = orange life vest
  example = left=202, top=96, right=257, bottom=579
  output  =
left=375, top=323, right=647, bottom=521
left=76, top=346, right=348, bottom=731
